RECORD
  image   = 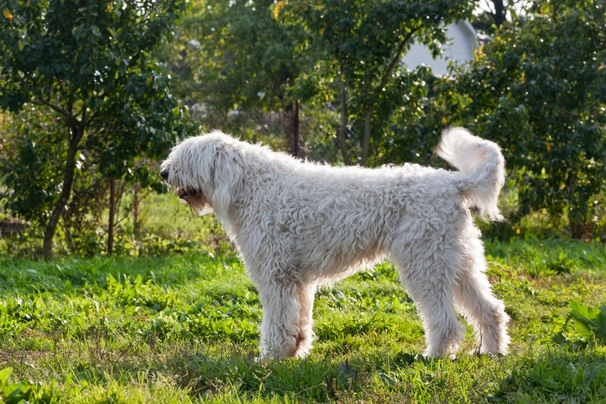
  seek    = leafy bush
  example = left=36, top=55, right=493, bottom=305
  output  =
left=442, top=0, right=606, bottom=239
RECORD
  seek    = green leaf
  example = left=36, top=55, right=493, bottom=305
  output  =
left=377, top=372, right=398, bottom=386
left=568, top=300, right=606, bottom=343
left=573, top=319, right=593, bottom=338
left=0, top=367, right=13, bottom=386
left=570, top=300, right=602, bottom=328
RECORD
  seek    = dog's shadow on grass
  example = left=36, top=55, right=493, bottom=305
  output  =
left=148, top=347, right=432, bottom=401
left=156, top=346, right=606, bottom=402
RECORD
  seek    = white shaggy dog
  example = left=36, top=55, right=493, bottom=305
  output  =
left=160, top=128, right=510, bottom=359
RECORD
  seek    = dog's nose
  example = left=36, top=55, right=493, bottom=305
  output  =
left=160, top=169, right=169, bottom=181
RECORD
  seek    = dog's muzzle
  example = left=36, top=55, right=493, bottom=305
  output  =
left=160, top=168, right=204, bottom=204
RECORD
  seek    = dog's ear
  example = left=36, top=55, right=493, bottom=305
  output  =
left=209, top=143, right=243, bottom=221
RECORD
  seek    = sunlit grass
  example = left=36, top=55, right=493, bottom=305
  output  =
left=1, top=239, right=605, bottom=402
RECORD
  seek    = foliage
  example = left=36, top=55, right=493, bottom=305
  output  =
left=157, top=0, right=309, bottom=154
left=163, top=0, right=477, bottom=165
left=186, top=0, right=306, bottom=113
left=441, top=0, right=606, bottom=238
left=0, top=107, right=63, bottom=225
left=566, top=300, right=606, bottom=344
left=0, top=182, right=233, bottom=258
left=279, top=0, right=473, bottom=165
left=0, top=367, right=60, bottom=404
left=1, top=106, right=108, bottom=256
left=0, top=367, right=32, bottom=403
left=372, top=73, right=446, bottom=167
left=0, top=239, right=605, bottom=402
left=0, top=0, right=193, bottom=257
left=0, top=0, right=189, bottom=161
left=1, top=0, right=605, bottom=246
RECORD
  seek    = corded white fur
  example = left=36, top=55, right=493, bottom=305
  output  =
left=161, top=127, right=510, bottom=359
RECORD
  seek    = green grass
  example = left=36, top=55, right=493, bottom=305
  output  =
left=1, top=239, right=605, bottom=403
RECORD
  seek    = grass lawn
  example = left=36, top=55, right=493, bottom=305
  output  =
left=1, top=238, right=605, bottom=403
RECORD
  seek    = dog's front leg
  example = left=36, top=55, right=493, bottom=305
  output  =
left=294, top=282, right=317, bottom=358
left=257, top=269, right=305, bottom=359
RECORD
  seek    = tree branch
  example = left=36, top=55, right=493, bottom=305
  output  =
left=482, top=0, right=496, bottom=16
left=86, top=103, right=105, bottom=125
left=77, top=91, right=106, bottom=122
left=378, top=24, right=421, bottom=91
left=35, top=98, right=73, bottom=122
left=361, top=24, right=421, bottom=166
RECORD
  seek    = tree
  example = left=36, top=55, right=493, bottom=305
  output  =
left=0, top=108, right=64, bottom=231
left=473, top=0, right=530, bottom=35
left=280, top=0, right=473, bottom=165
left=162, top=0, right=311, bottom=155
left=0, top=0, right=192, bottom=257
left=474, top=0, right=508, bottom=33
left=444, top=0, right=606, bottom=238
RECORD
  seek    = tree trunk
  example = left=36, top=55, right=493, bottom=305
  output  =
left=292, top=99, right=300, bottom=158
left=133, top=182, right=140, bottom=239
left=338, top=79, right=350, bottom=165
left=42, top=127, right=82, bottom=259
left=492, top=0, right=506, bottom=27
left=108, top=176, right=116, bottom=255
left=361, top=108, right=372, bottom=166
left=570, top=220, right=592, bottom=240
left=358, top=27, right=418, bottom=167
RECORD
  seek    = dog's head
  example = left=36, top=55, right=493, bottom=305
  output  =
left=160, top=131, right=244, bottom=218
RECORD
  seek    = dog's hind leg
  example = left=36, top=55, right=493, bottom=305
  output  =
left=398, top=268, right=465, bottom=358
left=393, top=229, right=465, bottom=358
left=451, top=237, right=510, bottom=355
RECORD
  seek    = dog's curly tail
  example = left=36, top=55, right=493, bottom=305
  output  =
left=436, top=127, right=505, bottom=221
